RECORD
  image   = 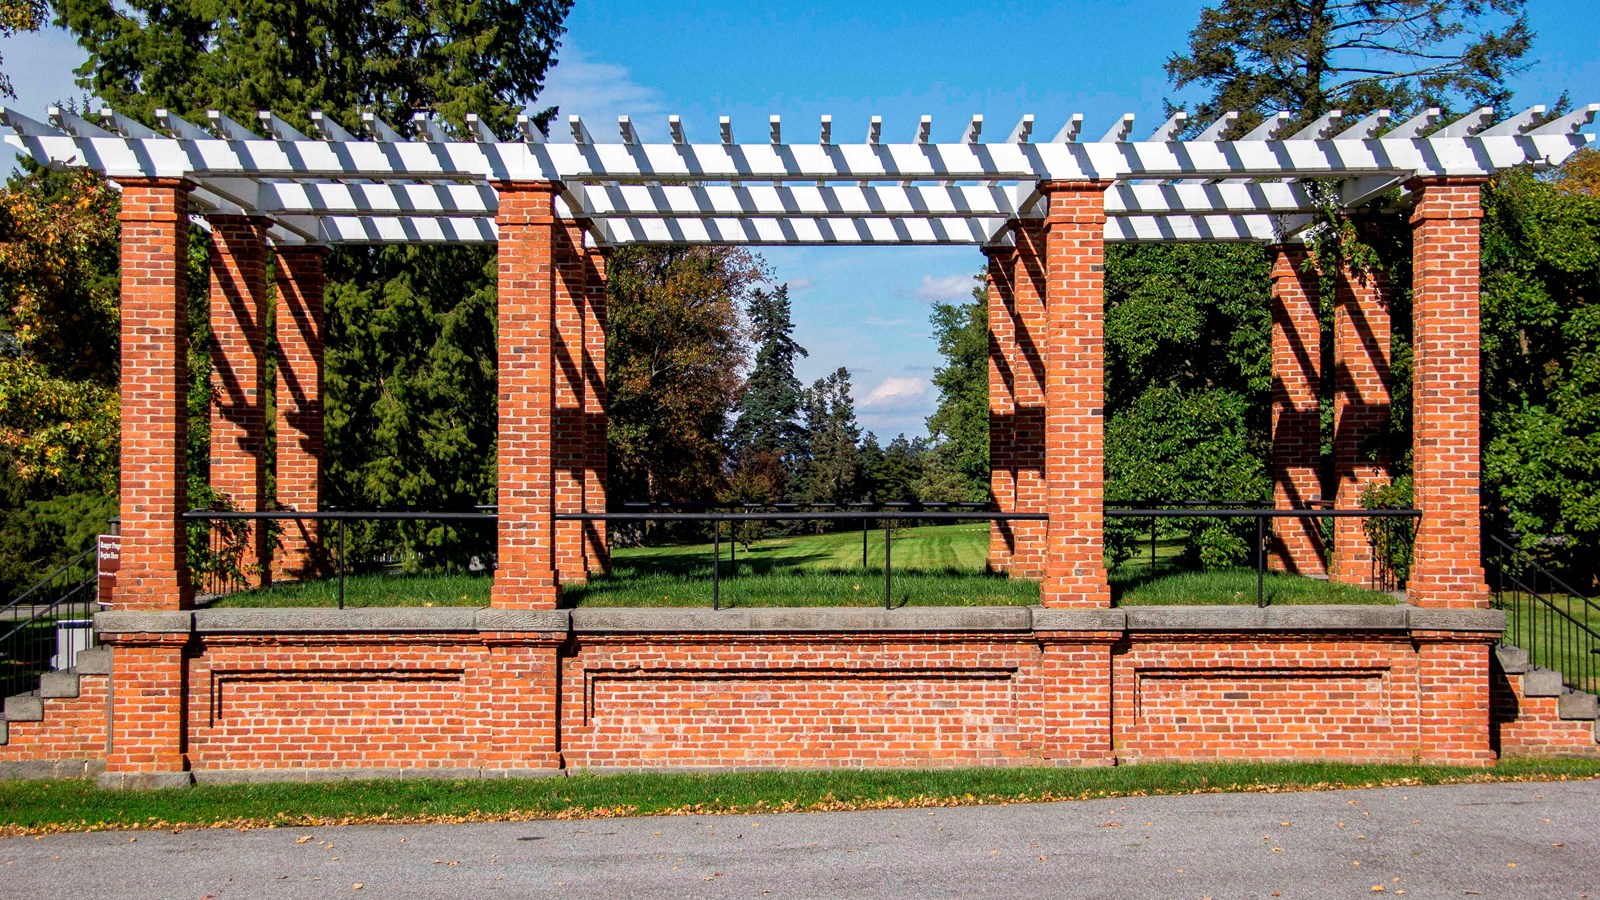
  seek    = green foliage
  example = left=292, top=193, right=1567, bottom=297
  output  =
left=793, top=368, right=864, bottom=511
left=924, top=274, right=990, bottom=501
left=1105, top=387, right=1271, bottom=568
left=323, top=246, right=499, bottom=568
left=730, top=284, right=808, bottom=469
left=606, top=246, right=761, bottom=510
left=1480, top=168, right=1600, bottom=585
left=54, top=0, right=573, bottom=136
left=0, top=0, right=47, bottom=98
left=1167, top=0, right=1532, bottom=130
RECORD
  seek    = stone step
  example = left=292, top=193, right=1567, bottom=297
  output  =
left=1494, top=644, right=1529, bottom=675
left=1557, top=691, right=1599, bottom=721
left=1523, top=667, right=1566, bottom=698
left=70, top=647, right=112, bottom=676
left=3, top=693, right=43, bottom=722
left=0, top=718, right=7, bottom=745
left=38, top=671, right=81, bottom=699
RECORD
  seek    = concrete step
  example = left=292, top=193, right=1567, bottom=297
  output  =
left=1523, top=667, right=1566, bottom=698
left=1495, top=644, right=1529, bottom=675
left=3, top=693, right=43, bottom=722
left=38, top=671, right=80, bottom=699
left=1557, top=691, right=1599, bottom=721
left=70, top=648, right=111, bottom=676
left=0, top=719, right=7, bottom=745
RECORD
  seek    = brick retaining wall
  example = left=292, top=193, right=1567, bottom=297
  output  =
left=47, top=606, right=1512, bottom=785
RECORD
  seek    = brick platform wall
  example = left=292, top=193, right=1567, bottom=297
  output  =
left=0, top=673, right=108, bottom=764
left=57, top=609, right=1528, bottom=783
left=1492, top=666, right=1600, bottom=758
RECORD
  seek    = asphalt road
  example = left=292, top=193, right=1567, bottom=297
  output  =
left=2, top=779, right=1597, bottom=899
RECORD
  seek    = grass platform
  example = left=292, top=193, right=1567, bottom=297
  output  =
left=209, top=523, right=1397, bottom=609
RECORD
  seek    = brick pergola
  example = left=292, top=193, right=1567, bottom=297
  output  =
left=4, top=102, right=1594, bottom=615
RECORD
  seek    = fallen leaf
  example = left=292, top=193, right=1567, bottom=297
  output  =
left=1371, top=886, right=1386, bottom=893
left=1552, top=842, right=1565, bottom=848
left=296, top=836, right=314, bottom=845
left=1099, top=822, right=1123, bottom=828
left=352, top=885, right=363, bottom=892
left=1271, top=847, right=1283, bottom=853
left=1507, top=863, right=1518, bottom=868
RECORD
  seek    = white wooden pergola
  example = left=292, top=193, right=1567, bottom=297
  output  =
left=4, top=104, right=1594, bottom=248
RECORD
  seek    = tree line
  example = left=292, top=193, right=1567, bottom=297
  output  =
left=2, top=0, right=1598, bottom=593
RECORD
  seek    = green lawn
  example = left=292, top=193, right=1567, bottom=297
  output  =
left=1498, top=592, right=1600, bottom=693
left=209, top=523, right=1396, bottom=609
left=3, top=759, right=1597, bottom=836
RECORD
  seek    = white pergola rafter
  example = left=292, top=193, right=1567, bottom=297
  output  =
left=4, top=104, right=1593, bottom=246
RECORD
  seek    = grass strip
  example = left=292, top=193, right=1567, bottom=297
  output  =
left=3, top=759, right=1597, bottom=836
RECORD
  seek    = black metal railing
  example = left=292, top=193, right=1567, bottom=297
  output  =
left=1102, top=507, right=1421, bottom=607
left=1488, top=533, right=1600, bottom=694
left=181, top=505, right=1419, bottom=611
left=561, top=508, right=1045, bottom=610
left=183, top=510, right=497, bottom=609
left=0, top=546, right=99, bottom=700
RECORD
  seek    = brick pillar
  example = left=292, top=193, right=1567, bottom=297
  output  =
left=986, top=245, right=1017, bottom=572
left=552, top=220, right=588, bottom=585
left=1036, top=631, right=1117, bottom=765
left=1408, top=178, right=1490, bottom=608
left=115, top=179, right=194, bottom=611
left=1330, top=252, right=1393, bottom=587
left=1039, top=181, right=1112, bottom=608
left=1269, top=245, right=1326, bottom=575
left=207, top=215, right=273, bottom=588
left=989, top=225, right=1049, bottom=578
left=273, top=246, right=327, bottom=580
left=491, top=182, right=560, bottom=609
left=102, top=632, right=191, bottom=788
left=1415, top=634, right=1496, bottom=765
left=583, top=247, right=611, bottom=576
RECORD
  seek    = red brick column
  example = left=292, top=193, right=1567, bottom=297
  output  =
left=115, top=179, right=195, bottom=611
left=552, top=221, right=588, bottom=585
left=583, top=247, right=611, bottom=576
left=1269, top=245, right=1327, bottom=574
left=492, top=182, right=560, bottom=609
left=985, top=245, right=1017, bottom=572
left=1330, top=254, right=1393, bottom=587
left=1415, top=634, right=1496, bottom=764
left=103, top=632, right=191, bottom=787
left=206, top=216, right=273, bottom=589
left=1039, top=181, right=1112, bottom=608
left=1037, top=631, right=1117, bottom=765
left=272, top=246, right=327, bottom=580
left=1408, top=178, right=1490, bottom=608
left=989, top=225, right=1049, bottom=578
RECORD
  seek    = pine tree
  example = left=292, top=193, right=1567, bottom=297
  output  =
left=730, top=284, right=808, bottom=465
left=793, top=367, right=864, bottom=511
left=1167, top=0, right=1533, bottom=130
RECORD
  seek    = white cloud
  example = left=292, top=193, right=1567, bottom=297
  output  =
left=537, top=49, right=664, bottom=139
left=785, top=277, right=814, bottom=291
left=913, top=273, right=977, bottom=303
left=858, top=376, right=930, bottom=410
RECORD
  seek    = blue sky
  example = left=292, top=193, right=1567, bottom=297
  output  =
left=5, top=1, right=1598, bottom=438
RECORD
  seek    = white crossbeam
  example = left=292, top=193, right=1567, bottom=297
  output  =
left=309, top=111, right=355, bottom=142
left=208, top=111, right=261, bottom=141
left=517, top=114, right=546, bottom=144
left=1149, top=112, right=1187, bottom=142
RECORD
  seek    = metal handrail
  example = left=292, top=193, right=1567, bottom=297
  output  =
left=1488, top=533, right=1600, bottom=693
left=0, top=546, right=96, bottom=614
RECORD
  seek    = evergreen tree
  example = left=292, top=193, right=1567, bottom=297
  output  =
left=793, top=367, right=864, bottom=511
left=730, top=284, right=808, bottom=465
left=1167, top=0, right=1532, bottom=130
left=867, top=434, right=927, bottom=506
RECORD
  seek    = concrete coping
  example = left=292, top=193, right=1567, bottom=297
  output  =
left=92, top=604, right=1507, bottom=637
left=568, top=606, right=1034, bottom=634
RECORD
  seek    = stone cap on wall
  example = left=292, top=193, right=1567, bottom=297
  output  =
left=94, top=604, right=1505, bottom=638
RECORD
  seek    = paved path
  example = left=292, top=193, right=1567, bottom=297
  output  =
left=3, top=780, right=1597, bottom=899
